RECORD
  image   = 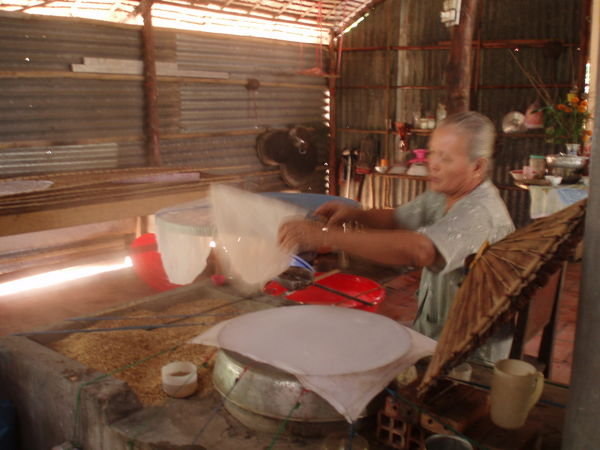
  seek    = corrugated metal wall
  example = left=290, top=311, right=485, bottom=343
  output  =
left=477, top=0, right=582, bottom=227
left=0, top=11, right=330, bottom=275
left=337, top=0, right=585, bottom=227
left=0, top=12, right=329, bottom=192
left=338, top=0, right=400, bottom=155
left=0, top=14, right=150, bottom=174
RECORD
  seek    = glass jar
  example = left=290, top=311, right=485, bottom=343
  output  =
left=529, top=155, right=546, bottom=179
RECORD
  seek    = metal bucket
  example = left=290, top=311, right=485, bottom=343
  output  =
left=212, top=349, right=377, bottom=437
left=425, top=434, right=473, bottom=450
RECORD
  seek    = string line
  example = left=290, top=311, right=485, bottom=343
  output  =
left=266, top=389, right=308, bottom=450
left=192, top=365, right=252, bottom=445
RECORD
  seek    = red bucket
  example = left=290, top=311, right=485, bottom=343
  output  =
left=264, top=272, right=385, bottom=312
left=129, top=233, right=181, bottom=292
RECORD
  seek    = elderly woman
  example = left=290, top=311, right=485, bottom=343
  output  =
left=278, top=111, right=515, bottom=361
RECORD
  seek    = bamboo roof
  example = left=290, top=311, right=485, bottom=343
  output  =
left=0, top=0, right=377, bottom=43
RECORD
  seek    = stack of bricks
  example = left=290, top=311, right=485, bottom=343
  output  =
left=376, top=395, right=425, bottom=450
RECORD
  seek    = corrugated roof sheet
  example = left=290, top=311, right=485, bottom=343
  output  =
left=0, top=0, right=378, bottom=43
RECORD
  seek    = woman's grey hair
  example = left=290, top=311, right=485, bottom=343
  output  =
left=437, top=111, right=496, bottom=162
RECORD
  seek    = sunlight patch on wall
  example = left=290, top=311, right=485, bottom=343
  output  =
left=0, top=257, right=133, bottom=297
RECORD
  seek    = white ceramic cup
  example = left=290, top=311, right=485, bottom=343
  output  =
left=161, top=361, right=198, bottom=398
left=490, top=359, right=544, bottom=429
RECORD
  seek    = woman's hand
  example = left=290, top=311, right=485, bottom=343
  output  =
left=314, top=201, right=360, bottom=227
left=278, top=219, right=327, bottom=253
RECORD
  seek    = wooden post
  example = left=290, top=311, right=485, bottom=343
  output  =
left=563, top=30, right=600, bottom=447
left=328, top=36, right=339, bottom=196
left=577, top=0, right=593, bottom=91
left=445, top=0, right=479, bottom=114
left=141, top=0, right=162, bottom=166
left=383, top=0, right=393, bottom=162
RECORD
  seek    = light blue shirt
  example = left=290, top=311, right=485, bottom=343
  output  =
left=394, top=180, right=515, bottom=362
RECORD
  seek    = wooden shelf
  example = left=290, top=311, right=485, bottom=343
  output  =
left=500, top=132, right=546, bottom=139
left=338, top=128, right=388, bottom=135
left=408, top=129, right=433, bottom=136
left=373, top=172, right=428, bottom=181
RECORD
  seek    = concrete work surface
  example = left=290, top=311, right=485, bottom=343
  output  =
left=1, top=281, right=369, bottom=449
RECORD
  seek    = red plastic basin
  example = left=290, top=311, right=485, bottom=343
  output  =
left=264, top=272, right=385, bottom=312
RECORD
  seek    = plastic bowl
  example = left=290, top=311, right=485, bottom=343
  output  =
left=544, top=175, right=563, bottom=186
left=264, top=272, right=386, bottom=312
left=510, top=170, right=525, bottom=181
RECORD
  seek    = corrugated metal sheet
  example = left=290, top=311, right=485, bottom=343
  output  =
left=479, top=48, right=575, bottom=89
left=178, top=86, right=326, bottom=133
left=337, top=0, right=400, bottom=156
left=0, top=143, right=146, bottom=176
left=476, top=0, right=584, bottom=227
left=480, top=0, right=581, bottom=42
left=397, top=0, right=447, bottom=46
left=337, top=0, right=585, bottom=227
left=176, top=32, right=327, bottom=84
left=0, top=12, right=328, bottom=189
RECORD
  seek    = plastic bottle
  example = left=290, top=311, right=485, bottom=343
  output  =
left=436, top=103, right=447, bottom=124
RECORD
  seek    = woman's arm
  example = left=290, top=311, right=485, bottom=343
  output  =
left=315, top=202, right=399, bottom=230
left=353, top=209, right=399, bottom=229
left=279, top=221, right=438, bottom=268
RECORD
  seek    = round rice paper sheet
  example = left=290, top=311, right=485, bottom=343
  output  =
left=217, top=305, right=411, bottom=376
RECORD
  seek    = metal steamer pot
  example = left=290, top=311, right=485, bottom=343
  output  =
left=545, top=154, right=588, bottom=184
left=212, top=349, right=378, bottom=437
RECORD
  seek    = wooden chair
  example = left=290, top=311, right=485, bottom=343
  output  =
left=509, top=262, right=567, bottom=377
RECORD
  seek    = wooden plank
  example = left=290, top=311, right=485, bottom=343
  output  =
left=73, top=58, right=229, bottom=79
left=0, top=188, right=209, bottom=237
left=83, top=57, right=178, bottom=73
left=0, top=128, right=264, bottom=150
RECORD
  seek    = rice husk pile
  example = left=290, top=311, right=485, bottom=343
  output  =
left=50, top=297, right=238, bottom=405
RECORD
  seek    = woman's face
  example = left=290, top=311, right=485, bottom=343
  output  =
left=427, top=125, right=484, bottom=197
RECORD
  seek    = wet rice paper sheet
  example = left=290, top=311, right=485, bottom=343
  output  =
left=210, top=184, right=307, bottom=288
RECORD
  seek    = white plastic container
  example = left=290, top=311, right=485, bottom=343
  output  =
left=448, top=362, right=472, bottom=382
left=161, top=361, right=198, bottom=398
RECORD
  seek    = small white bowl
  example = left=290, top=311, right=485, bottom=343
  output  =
left=545, top=175, right=563, bottom=186
left=582, top=176, right=590, bottom=186
left=161, top=361, right=198, bottom=398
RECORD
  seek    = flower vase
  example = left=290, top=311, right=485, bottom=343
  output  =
left=565, top=143, right=580, bottom=156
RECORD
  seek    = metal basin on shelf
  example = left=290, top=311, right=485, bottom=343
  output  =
left=545, top=154, right=588, bottom=184
left=545, top=154, right=588, bottom=169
